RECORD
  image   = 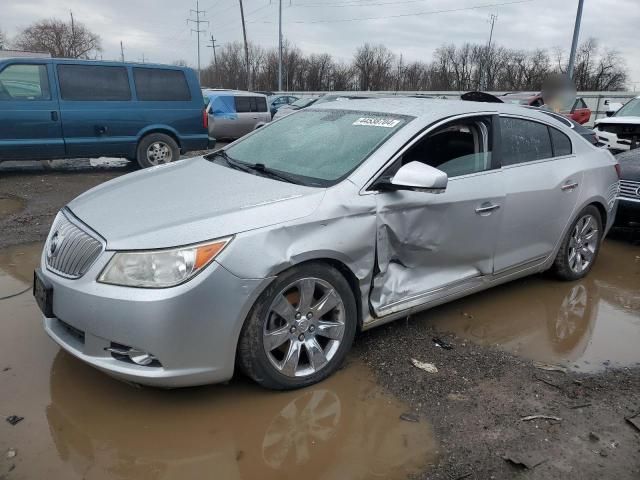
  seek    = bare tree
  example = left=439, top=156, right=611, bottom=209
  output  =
left=0, top=29, right=6, bottom=50
left=14, top=18, right=101, bottom=58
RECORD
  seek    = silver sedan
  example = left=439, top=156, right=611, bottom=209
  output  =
left=34, top=98, right=620, bottom=389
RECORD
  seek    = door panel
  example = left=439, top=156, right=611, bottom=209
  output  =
left=494, top=160, right=583, bottom=272
left=371, top=170, right=504, bottom=316
left=0, top=63, right=64, bottom=160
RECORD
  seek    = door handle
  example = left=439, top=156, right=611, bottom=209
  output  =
left=50, top=111, right=58, bottom=121
left=95, top=125, right=108, bottom=135
left=475, top=203, right=500, bottom=215
left=561, top=181, right=579, bottom=191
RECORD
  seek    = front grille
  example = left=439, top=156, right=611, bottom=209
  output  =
left=619, top=179, right=640, bottom=200
left=45, top=212, right=103, bottom=279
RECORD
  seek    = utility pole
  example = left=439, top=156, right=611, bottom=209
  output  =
left=187, top=0, right=209, bottom=83
left=478, top=13, right=497, bottom=90
left=120, top=41, right=125, bottom=62
left=567, top=0, right=585, bottom=79
left=139, top=53, right=146, bottom=64
left=69, top=10, right=76, bottom=58
left=278, top=0, right=283, bottom=92
left=239, top=0, right=251, bottom=90
left=207, top=34, right=218, bottom=66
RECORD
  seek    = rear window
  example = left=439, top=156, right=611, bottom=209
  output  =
left=133, top=68, right=191, bottom=101
left=500, top=117, right=553, bottom=165
left=549, top=127, right=572, bottom=156
left=57, top=64, right=131, bottom=101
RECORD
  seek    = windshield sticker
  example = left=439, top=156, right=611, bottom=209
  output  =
left=353, top=117, right=401, bottom=128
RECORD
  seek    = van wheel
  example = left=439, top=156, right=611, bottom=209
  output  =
left=136, top=133, right=180, bottom=168
left=238, top=263, right=357, bottom=390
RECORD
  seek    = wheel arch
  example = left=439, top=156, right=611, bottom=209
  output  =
left=137, top=126, right=182, bottom=150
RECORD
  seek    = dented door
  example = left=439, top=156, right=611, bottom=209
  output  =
left=370, top=170, right=505, bottom=316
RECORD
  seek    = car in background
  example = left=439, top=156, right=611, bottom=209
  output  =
left=0, top=58, right=211, bottom=168
left=36, top=98, right=619, bottom=390
left=614, top=148, right=640, bottom=227
left=501, top=92, right=591, bottom=125
left=272, top=94, right=377, bottom=120
left=272, top=96, right=320, bottom=120
left=268, top=94, right=299, bottom=117
left=594, top=96, right=640, bottom=153
left=204, top=89, right=271, bottom=140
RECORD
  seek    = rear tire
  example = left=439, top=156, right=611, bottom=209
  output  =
left=238, top=263, right=357, bottom=390
left=136, top=133, right=180, bottom=169
left=552, top=205, right=602, bottom=281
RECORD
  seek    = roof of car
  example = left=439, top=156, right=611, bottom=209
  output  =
left=311, top=97, right=568, bottom=126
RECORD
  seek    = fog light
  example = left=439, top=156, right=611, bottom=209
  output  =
left=106, top=344, right=159, bottom=367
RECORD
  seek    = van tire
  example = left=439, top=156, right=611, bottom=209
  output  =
left=136, top=133, right=180, bottom=169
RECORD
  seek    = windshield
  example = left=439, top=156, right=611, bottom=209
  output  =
left=614, top=98, right=640, bottom=117
left=221, top=109, right=411, bottom=186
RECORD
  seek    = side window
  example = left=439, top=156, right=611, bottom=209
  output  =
left=549, top=127, right=572, bottom=156
left=133, top=68, right=190, bottom=101
left=400, top=116, right=493, bottom=178
left=500, top=117, right=553, bottom=166
left=235, top=96, right=251, bottom=113
left=0, top=64, right=50, bottom=100
left=58, top=65, right=131, bottom=101
left=253, top=96, right=267, bottom=112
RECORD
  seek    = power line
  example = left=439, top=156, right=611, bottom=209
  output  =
left=252, top=0, right=533, bottom=24
left=187, top=0, right=210, bottom=82
left=291, top=0, right=439, bottom=8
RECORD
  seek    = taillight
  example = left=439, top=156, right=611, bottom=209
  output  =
left=202, top=109, right=208, bottom=129
left=615, top=163, right=621, bottom=178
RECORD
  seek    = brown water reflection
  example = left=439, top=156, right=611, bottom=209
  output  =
left=0, top=243, right=437, bottom=480
left=424, top=240, right=640, bottom=371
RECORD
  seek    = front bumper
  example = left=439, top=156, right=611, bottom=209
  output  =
left=596, top=130, right=632, bottom=152
left=40, top=250, right=272, bottom=387
left=615, top=198, right=640, bottom=227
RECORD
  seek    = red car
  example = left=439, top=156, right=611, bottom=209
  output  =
left=501, top=92, right=592, bottom=125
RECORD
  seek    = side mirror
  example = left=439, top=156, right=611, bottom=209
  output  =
left=381, top=161, right=448, bottom=193
left=606, top=110, right=614, bottom=117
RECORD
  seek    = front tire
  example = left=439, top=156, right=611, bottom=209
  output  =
left=552, top=206, right=602, bottom=281
left=238, top=263, right=357, bottom=390
left=136, top=133, right=180, bottom=169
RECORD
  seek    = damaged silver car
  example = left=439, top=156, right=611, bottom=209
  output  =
left=34, top=98, right=620, bottom=389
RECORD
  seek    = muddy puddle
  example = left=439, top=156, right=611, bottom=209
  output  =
left=422, top=239, right=640, bottom=372
left=0, top=195, right=25, bottom=217
left=0, top=243, right=437, bottom=480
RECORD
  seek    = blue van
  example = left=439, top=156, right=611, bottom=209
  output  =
left=0, top=58, right=212, bottom=168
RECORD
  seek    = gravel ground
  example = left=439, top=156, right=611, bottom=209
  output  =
left=1, top=160, right=639, bottom=479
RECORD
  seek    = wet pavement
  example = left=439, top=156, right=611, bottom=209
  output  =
left=0, top=244, right=437, bottom=480
left=424, top=238, right=640, bottom=372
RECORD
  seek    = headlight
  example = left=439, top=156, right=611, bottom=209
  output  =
left=98, top=238, right=231, bottom=288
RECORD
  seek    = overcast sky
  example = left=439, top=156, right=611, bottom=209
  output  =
left=2, top=0, right=639, bottom=89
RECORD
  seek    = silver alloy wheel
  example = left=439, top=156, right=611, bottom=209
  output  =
left=568, top=214, right=599, bottom=274
left=146, top=141, right=172, bottom=165
left=263, top=277, right=346, bottom=378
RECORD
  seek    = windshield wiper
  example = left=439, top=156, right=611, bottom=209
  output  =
left=208, top=150, right=252, bottom=173
left=244, top=163, right=302, bottom=185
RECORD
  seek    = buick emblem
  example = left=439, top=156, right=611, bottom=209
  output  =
left=636, top=186, right=640, bottom=198
left=48, top=231, right=62, bottom=258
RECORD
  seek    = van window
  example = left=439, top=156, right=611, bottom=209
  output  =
left=58, top=65, right=131, bottom=101
left=133, top=68, right=191, bottom=101
left=235, top=96, right=252, bottom=113
left=0, top=64, right=50, bottom=100
left=236, top=96, right=267, bottom=113
left=500, top=117, right=553, bottom=166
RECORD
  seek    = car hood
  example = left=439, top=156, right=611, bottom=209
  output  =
left=595, top=116, right=640, bottom=126
left=68, top=157, right=325, bottom=250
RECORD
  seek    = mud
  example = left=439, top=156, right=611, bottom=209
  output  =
left=424, top=240, right=640, bottom=372
left=0, top=246, right=437, bottom=480
left=0, top=196, right=25, bottom=218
